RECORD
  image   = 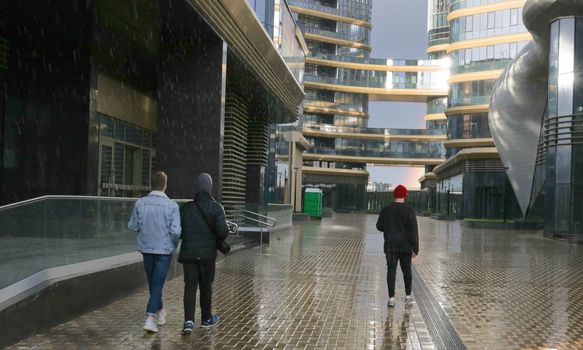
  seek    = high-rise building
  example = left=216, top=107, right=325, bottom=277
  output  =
left=287, top=0, right=449, bottom=212
left=421, top=0, right=532, bottom=221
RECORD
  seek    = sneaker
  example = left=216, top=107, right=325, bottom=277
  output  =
left=143, top=317, right=158, bottom=333
left=405, top=295, right=413, bottom=305
left=157, top=308, right=167, bottom=325
left=181, top=320, right=194, bottom=335
left=200, top=315, right=220, bottom=328
left=387, top=297, right=396, bottom=308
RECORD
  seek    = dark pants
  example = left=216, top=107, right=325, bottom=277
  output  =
left=386, top=252, right=412, bottom=298
left=143, top=253, right=173, bottom=316
left=183, top=258, right=216, bottom=322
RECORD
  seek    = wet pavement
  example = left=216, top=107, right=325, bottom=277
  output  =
left=8, top=214, right=583, bottom=349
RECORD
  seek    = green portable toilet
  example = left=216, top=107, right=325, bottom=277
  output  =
left=304, top=188, right=323, bottom=218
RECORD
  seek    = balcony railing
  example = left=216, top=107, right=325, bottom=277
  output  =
left=303, top=27, right=369, bottom=44
left=303, top=124, right=447, bottom=136
left=288, top=0, right=371, bottom=22
left=304, top=74, right=448, bottom=90
left=450, top=0, right=511, bottom=12
left=0, top=195, right=256, bottom=292
left=307, top=145, right=446, bottom=160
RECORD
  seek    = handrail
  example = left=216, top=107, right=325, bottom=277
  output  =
left=238, top=208, right=277, bottom=224
left=0, top=195, right=249, bottom=235
left=0, top=195, right=138, bottom=212
left=237, top=214, right=276, bottom=228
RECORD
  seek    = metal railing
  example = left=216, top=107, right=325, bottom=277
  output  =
left=0, top=195, right=138, bottom=291
left=237, top=208, right=277, bottom=228
left=233, top=208, right=278, bottom=252
left=0, top=195, right=243, bottom=292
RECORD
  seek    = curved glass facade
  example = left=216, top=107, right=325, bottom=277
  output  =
left=289, top=0, right=372, bottom=22
left=303, top=125, right=446, bottom=159
left=304, top=124, right=446, bottom=135
left=304, top=65, right=449, bottom=90
left=427, top=0, right=452, bottom=47
left=424, top=0, right=528, bottom=221
left=303, top=114, right=367, bottom=127
left=450, top=0, right=510, bottom=12
left=305, top=141, right=445, bottom=159
left=451, top=41, right=529, bottom=73
left=300, top=21, right=370, bottom=44
left=450, top=7, right=526, bottom=43
left=427, top=96, right=447, bottom=114
left=447, top=113, right=491, bottom=139
left=544, top=17, right=583, bottom=239
left=304, top=89, right=368, bottom=111
left=426, top=120, right=448, bottom=133
left=450, top=79, right=496, bottom=107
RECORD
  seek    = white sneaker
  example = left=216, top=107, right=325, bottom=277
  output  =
left=157, top=308, right=167, bottom=325
left=387, top=297, right=396, bottom=307
left=143, top=317, right=158, bottom=333
left=405, top=295, right=413, bottom=305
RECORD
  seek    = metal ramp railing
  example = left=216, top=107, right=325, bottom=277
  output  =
left=234, top=208, right=277, bottom=251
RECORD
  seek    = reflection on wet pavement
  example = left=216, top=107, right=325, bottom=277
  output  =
left=9, top=214, right=583, bottom=349
left=415, top=218, right=583, bottom=350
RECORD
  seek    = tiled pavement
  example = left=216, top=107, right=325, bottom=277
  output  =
left=8, top=214, right=583, bottom=349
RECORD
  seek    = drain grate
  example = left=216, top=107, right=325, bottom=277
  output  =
left=412, top=267, right=467, bottom=350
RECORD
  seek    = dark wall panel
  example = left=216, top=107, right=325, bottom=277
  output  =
left=0, top=0, right=93, bottom=204
left=157, top=0, right=225, bottom=200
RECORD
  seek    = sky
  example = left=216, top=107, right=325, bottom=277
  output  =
left=366, top=0, right=430, bottom=189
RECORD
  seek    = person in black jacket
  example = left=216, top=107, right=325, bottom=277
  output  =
left=179, top=173, right=229, bottom=334
left=376, top=184, right=419, bottom=308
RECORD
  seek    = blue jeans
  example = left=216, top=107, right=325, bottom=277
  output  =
left=143, top=253, right=172, bottom=316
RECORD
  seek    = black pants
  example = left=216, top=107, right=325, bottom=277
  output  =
left=183, top=258, right=216, bottom=322
left=386, top=252, right=412, bottom=298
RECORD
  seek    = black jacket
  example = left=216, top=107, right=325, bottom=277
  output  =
left=178, top=193, right=229, bottom=262
left=376, top=202, right=419, bottom=255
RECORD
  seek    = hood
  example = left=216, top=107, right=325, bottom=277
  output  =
left=194, top=173, right=213, bottom=195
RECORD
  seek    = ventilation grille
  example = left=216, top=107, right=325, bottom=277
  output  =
left=247, top=117, right=269, bottom=166
left=0, top=37, right=9, bottom=70
left=222, top=94, right=249, bottom=216
left=464, top=159, right=506, bottom=173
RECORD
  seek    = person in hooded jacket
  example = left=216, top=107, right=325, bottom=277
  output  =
left=376, top=184, right=419, bottom=308
left=179, top=173, right=229, bottom=334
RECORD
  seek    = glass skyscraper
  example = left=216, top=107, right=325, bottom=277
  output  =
left=287, top=0, right=449, bottom=212
left=422, top=0, right=531, bottom=221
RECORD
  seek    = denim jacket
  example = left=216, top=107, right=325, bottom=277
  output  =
left=128, top=191, right=181, bottom=255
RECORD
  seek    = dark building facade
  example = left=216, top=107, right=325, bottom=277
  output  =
left=0, top=0, right=305, bottom=208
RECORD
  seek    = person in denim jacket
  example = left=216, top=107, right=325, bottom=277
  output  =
left=128, top=171, right=181, bottom=333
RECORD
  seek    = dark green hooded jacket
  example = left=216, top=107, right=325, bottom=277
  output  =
left=178, top=173, right=229, bottom=262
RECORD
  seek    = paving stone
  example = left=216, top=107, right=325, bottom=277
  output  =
left=8, top=214, right=583, bottom=349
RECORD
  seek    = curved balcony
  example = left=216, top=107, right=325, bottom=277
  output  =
left=452, top=59, right=512, bottom=74
left=303, top=150, right=445, bottom=166
left=306, top=56, right=448, bottom=72
left=288, top=0, right=371, bottom=23
left=450, top=0, right=520, bottom=13
left=307, top=147, right=444, bottom=159
left=305, top=75, right=445, bottom=90
left=303, top=124, right=447, bottom=137
left=427, top=97, right=448, bottom=114
left=449, top=95, right=491, bottom=108
left=302, top=27, right=369, bottom=44
left=304, top=75, right=449, bottom=102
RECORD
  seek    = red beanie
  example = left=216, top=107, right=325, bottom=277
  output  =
left=393, top=184, right=408, bottom=199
